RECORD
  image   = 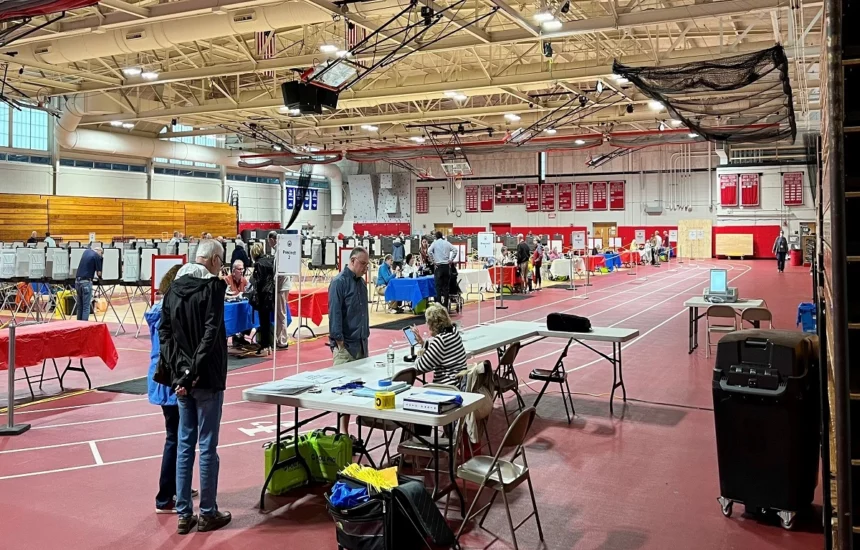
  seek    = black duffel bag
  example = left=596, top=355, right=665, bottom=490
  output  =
left=547, top=312, right=592, bottom=333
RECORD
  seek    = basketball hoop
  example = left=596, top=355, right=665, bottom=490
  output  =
left=451, top=173, right=463, bottom=189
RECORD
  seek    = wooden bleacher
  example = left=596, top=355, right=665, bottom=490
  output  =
left=0, top=193, right=238, bottom=242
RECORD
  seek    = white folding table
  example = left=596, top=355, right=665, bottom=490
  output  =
left=683, top=297, right=765, bottom=354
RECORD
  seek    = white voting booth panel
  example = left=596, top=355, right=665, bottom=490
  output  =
left=122, top=248, right=141, bottom=282
left=225, top=242, right=236, bottom=263
left=178, top=242, right=189, bottom=258
left=102, top=248, right=121, bottom=281
left=0, top=249, right=15, bottom=278
left=152, top=256, right=186, bottom=301
left=324, top=241, right=337, bottom=267
left=14, top=248, right=32, bottom=278
left=70, top=248, right=85, bottom=278
left=140, top=248, right=157, bottom=281
left=46, top=248, right=69, bottom=280
left=303, top=238, right=312, bottom=257
left=28, top=248, right=45, bottom=279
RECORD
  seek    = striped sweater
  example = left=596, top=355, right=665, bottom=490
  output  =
left=415, top=326, right=467, bottom=386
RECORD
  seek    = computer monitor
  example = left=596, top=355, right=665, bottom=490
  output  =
left=709, top=269, right=728, bottom=294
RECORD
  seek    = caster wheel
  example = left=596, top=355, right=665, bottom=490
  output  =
left=718, top=497, right=733, bottom=518
left=777, top=510, right=795, bottom=530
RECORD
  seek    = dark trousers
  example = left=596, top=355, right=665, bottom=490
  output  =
left=256, top=306, right=273, bottom=350
left=777, top=252, right=787, bottom=272
left=533, top=261, right=542, bottom=287
left=156, top=404, right=180, bottom=508
left=434, top=263, right=450, bottom=308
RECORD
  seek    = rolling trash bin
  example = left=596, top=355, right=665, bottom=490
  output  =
left=712, top=329, right=819, bottom=530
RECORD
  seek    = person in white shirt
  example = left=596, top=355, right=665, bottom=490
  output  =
left=400, top=254, right=418, bottom=278
left=267, top=231, right=291, bottom=349
left=44, top=232, right=56, bottom=247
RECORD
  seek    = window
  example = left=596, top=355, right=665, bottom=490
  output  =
left=12, top=107, right=48, bottom=151
left=0, top=103, right=8, bottom=148
left=538, top=152, right=547, bottom=183
left=155, top=124, right=221, bottom=168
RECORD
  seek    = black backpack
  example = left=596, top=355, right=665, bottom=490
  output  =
left=248, top=256, right=276, bottom=309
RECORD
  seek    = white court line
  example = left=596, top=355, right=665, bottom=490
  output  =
left=88, top=441, right=104, bottom=465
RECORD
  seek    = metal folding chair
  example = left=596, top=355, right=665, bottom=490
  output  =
left=356, top=367, right=418, bottom=467
left=741, top=307, right=773, bottom=329
left=706, top=305, right=737, bottom=358
left=491, top=343, right=526, bottom=426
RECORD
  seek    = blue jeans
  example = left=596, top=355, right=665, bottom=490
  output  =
left=156, top=405, right=179, bottom=509
left=75, top=280, right=93, bottom=321
left=176, top=389, right=224, bottom=517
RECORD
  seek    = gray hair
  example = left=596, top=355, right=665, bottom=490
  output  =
left=425, top=303, right=453, bottom=334
left=350, top=247, right=368, bottom=259
left=267, top=230, right=278, bottom=241
left=232, top=259, right=245, bottom=270
left=196, top=238, right=223, bottom=261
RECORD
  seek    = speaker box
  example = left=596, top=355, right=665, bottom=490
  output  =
left=281, top=81, right=340, bottom=114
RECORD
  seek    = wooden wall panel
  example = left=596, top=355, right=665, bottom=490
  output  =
left=185, top=203, right=237, bottom=239
left=677, top=219, right=714, bottom=260
left=0, top=194, right=48, bottom=242
left=123, top=199, right=185, bottom=239
left=48, top=197, right=124, bottom=242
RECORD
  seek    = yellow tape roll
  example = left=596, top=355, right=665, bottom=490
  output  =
left=374, top=391, right=396, bottom=410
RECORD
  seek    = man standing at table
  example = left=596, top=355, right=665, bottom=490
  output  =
left=329, top=247, right=371, bottom=433
left=267, top=231, right=291, bottom=349
left=159, top=239, right=231, bottom=535
left=76, top=246, right=103, bottom=321
left=429, top=231, right=456, bottom=309
left=516, top=235, right=531, bottom=294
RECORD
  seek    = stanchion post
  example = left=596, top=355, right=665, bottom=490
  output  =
left=565, top=256, right=577, bottom=291
left=495, top=264, right=507, bottom=310
left=0, top=325, right=31, bottom=436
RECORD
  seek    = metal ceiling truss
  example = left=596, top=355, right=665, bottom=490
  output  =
left=386, top=159, right=431, bottom=179
left=218, top=122, right=288, bottom=151
left=0, top=11, right=68, bottom=49
left=303, top=0, right=499, bottom=92
left=409, top=121, right=481, bottom=175
left=508, top=89, right=624, bottom=145
left=586, top=145, right=643, bottom=168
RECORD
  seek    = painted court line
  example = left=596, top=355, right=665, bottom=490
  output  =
left=88, top=441, right=104, bottom=465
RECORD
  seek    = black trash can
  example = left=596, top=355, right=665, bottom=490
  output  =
left=712, top=329, right=820, bottom=530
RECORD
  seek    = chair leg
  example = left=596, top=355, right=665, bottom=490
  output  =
left=499, top=390, right=511, bottom=426
left=559, top=381, right=572, bottom=424
left=456, top=484, right=487, bottom=539
left=500, top=489, right=519, bottom=550
left=525, top=476, right=545, bottom=541
left=478, top=491, right=498, bottom=527
left=564, top=377, right=575, bottom=417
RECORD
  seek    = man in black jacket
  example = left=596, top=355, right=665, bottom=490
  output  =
left=158, top=239, right=231, bottom=535
left=516, top=235, right=531, bottom=293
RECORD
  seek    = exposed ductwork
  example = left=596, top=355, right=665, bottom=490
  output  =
left=13, top=2, right=330, bottom=65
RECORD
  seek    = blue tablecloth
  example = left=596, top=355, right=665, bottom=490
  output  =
left=224, top=300, right=285, bottom=335
left=385, top=276, right=436, bottom=305
left=601, top=253, right=622, bottom=271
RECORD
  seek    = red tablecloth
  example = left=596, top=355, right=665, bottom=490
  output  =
left=287, top=288, right=329, bottom=326
left=488, top=266, right=518, bottom=286
left=621, top=251, right=641, bottom=265
left=584, top=256, right=606, bottom=272
left=0, top=321, right=119, bottom=370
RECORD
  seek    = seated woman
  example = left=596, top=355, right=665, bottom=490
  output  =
left=411, top=304, right=467, bottom=386
left=400, top=253, right=418, bottom=278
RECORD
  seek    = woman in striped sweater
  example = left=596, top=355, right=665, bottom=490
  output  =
left=412, top=304, right=467, bottom=386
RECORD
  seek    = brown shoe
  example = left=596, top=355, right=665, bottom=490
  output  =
left=198, top=510, right=232, bottom=532
left=177, top=515, right=198, bottom=535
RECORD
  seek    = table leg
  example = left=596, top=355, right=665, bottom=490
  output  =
left=431, top=427, right=441, bottom=499
left=60, top=359, right=91, bottom=389
left=688, top=307, right=695, bottom=354
left=259, top=405, right=282, bottom=510
left=448, top=431, right=465, bottom=517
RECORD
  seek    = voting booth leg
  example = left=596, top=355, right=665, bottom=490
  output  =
left=0, top=326, right=31, bottom=436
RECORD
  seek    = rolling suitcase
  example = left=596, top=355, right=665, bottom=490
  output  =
left=712, top=329, right=819, bottom=529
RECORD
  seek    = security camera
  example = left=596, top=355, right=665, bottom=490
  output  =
left=529, top=102, right=534, bottom=108
left=578, top=96, right=587, bottom=107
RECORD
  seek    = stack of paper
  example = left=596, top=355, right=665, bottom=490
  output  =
left=255, top=379, right=315, bottom=395
left=352, top=381, right=411, bottom=398
left=403, top=390, right=462, bottom=414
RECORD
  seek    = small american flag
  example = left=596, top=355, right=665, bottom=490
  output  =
left=346, top=22, right=366, bottom=50
left=256, top=31, right=276, bottom=77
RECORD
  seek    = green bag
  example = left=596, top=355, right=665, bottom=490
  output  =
left=263, top=435, right=312, bottom=495
left=306, top=429, right=354, bottom=483
left=413, top=298, right=428, bottom=314
left=599, top=267, right=609, bottom=274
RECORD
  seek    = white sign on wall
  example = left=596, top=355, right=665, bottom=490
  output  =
left=696, top=229, right=705, bottom=240
left=277, top=233, right=302, bottom=275
left=669, top=230, right=678, bottom=242
left=571, top=231, right=586, bottom=251
left=634, top=229, right=646, bottom=243
left=477, top=232, right=495, bottom=259
left=89, top=232, right=96, bottom=244
left=688, top=230, right=698, bottom=241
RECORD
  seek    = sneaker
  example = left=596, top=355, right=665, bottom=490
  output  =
left=198, top=510, right=232, bottom=532
left=178, top=515, right=198, bottom=535
left=387, top=308, right=399, bottom=314
left=192, top=489, right=199, bottom=498
left=156, top=500, right=176, bottom=514
left=276, top=343, right=289, bottom=350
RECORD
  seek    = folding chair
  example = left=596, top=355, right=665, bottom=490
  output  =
left=706, top=305, right=737, bottom=358
left=741, top=307, right=773, bottom=329
left=455, top=407, right=543, bottom=550
left=356, top=367, right=418, bottom=467
left=491, top=343, right=526, bottom=426
left=528, top=340, right=575, bottom=424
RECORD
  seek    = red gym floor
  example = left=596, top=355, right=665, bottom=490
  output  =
left=0, top=260, right=821, bottom=550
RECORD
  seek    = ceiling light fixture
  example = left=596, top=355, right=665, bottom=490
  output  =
left=110, top=121, right=123, bottom=127
left=670, top=119, right=683, bottom=127
left=140, top=71, right=159, bottom=80
left=444, top=91, right=458, bottom=97
left=545, top=128, right=557, bottom=134
left=289, top=108, right=301, bottom=116
left=648, top=100, right=664, bottom=110
left=361, top=124, right=378, bottom=131
left=410, top=136, right=426, bottom=143
left=273, top=145, right=282, bottom=151
left=453, top=93, right=467, bottom=101
left=533, top=10, right=554, bottom=22
left=504, top=113, right=521, bottom=121
left=320, top=44, right=338, bottom=53
left=121, top=67, right=141, bottom=77
left=596, top=81, right=604, bottom=93
left=541, top=19, right=563, bottom=31
left=688, top=133, right=699, bottom=138
left=574, top=139, right=585, bottom=145
left=121, top=123, right=134, bottom=129
left=336, top=49, right=352, bottom=58
left=659, top=121, right=666, bottom=131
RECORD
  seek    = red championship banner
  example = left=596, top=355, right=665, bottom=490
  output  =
left=574, top=182, right=590, bottom=211
left=415, top=187, right=429, bottom=213
left=783, top=172, right=804, bottom=206
left=609, top=180, right=625, bottom=210
left=719, top=174, right=738, bottom=206
left=558, top=182, right=573, bottom=211
left=465, top=186, right=478, bottom=212
left=479, top=185, right=494, bottom=211
left=524, top=183, right=540, bottom=212
left=540, top=183, right=555, bottom=211
left=740, top=173, right=760, bottom=207
left=591, top=181, right=608, bottom=210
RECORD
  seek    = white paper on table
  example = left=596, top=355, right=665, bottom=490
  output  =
left=283, top=371, right=346, bottom=385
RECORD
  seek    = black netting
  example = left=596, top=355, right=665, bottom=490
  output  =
left=612, top=45, right=796, bottom=144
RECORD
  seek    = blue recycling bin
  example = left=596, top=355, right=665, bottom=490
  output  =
left=796, top=302, right=816, bottom=333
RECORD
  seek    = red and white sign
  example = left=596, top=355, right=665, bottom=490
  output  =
left=540, top=183, right=555, bottom=211
left=591, top=181, right=608, bottom=210
left=415, top=187, right=429, bottom=213
left=574, top=182, right=590, bottom=211
left=609, top=180, right=625, bottom=210
left=719, top=174, right=738, bottom=206
left=558, top=182, right=573, bottom=211
left=740, top=173, right=760, bottom=207
left=479, top=185, right=494, bottom=211
left=783, top=172, right=804, bottom=206
left=465, top=186, right=479, bottom=212
left=524, top=183, right=540, bottom=212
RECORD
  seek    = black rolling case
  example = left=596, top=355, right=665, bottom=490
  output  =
left=712, top=329, right=820, bottom=530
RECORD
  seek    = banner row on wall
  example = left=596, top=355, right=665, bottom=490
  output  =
left=415, top=182, right=627, bottom=214
left=719, top=172, right=805, bottom=208
left=286, top=187, right=319, bottom=210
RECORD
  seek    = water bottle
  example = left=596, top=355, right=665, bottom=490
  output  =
left=386, top=344, right=395, bottom=378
